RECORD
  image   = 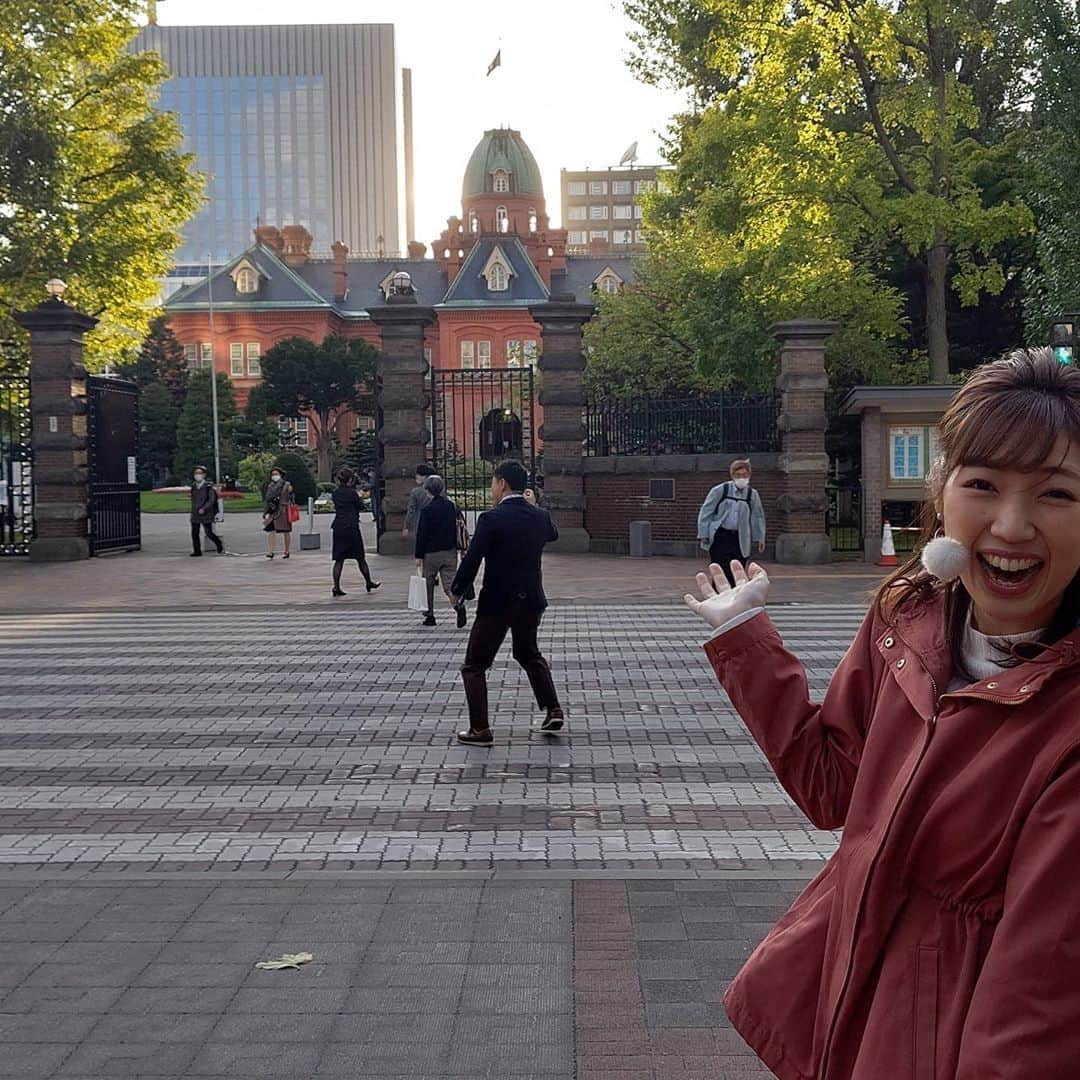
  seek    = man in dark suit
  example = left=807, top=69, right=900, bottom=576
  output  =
left=450, top=460, right=564, bottom=745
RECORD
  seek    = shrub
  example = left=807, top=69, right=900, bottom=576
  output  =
left=273, top=450, right=317, bottom=503
left=238, top=452, right=276, bottom=496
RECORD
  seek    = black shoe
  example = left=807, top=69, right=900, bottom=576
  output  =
left=190, top=551, right=202, bottom=557
left=366, top=580, right=381, bottom=592
left=332, top=588, right=346, bottom=597
left=457, top=728, right=493, bottom=746
left=456, top=604, right=467, bottom=629
left=282, top=552, right=290, bottom=560
left=539, top=707, right=565, bottom=734
left=266, top=552, right=274, bottom=559
left=422, top=614, right=437, bottom=627
left=216, top=545, right=225, bottom=555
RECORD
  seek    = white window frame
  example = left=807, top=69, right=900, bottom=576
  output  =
left=567, top=181, right=587, bottom=195
left=493, top=170, right=510, bottom=193
left=589, top=205, right=608, bottom=220
left=568, top=230, right=588, bottom=245
left=184, top=343, right=198, bottom=370
left=528, top=207, right=538, bottom=233
left=589, top=180, right=607, bottom=195
left=293, top=417, right=309, bottom=448
left=477, top=340, right=492, bottom=369
left=489, top=263, right=508, bottom=291
left=613, top=204, right=633, bottom=219
left=612, top=180, right=632, bottom=195
left=495, top=205, right=508, bottom=233
left=589, top=230, right=609, bottom=242
left=613, top=230, right=634, bottom=246
left=568, top=206, right=587, bottom=221
left=460, top=341, right=475, bottom=369
left=235, top=267, right=257, bottom=294
left=229, top=343, right=244, bottom=377
left=523, top=340, right=538, bottom=367
left=468, top=209, right=479, bottom=233
left=889, top=425, right=938, bottom=482
left=246, top=342, right=261, bottom=377
left=200, top=342, right=213, bottom=369
left=506, top=340, right=522, bottom=368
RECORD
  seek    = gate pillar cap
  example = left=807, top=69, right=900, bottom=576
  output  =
left=15, top=296, right=98, bottom=334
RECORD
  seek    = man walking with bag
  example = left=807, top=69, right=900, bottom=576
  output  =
left=450, top=460, right=564, bottom=745
left=415, top=475, right=468, bottom=629
left=697, top=458, right=766, bottom=587
left=189, top=465, right=224, bottom=557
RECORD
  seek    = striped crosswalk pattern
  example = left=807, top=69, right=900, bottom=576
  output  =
left=0, top=604, right=867, bottom=870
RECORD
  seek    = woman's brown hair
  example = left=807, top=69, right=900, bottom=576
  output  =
left=874, top=348, right=1080, bottom=663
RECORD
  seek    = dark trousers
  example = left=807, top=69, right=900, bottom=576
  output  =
left=191, top=520, right=223, bottom=554
left=709, top=528, right=743, bottom=587
left=461, top=603, right=560, bottom=731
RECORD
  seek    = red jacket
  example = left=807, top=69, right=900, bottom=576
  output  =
left=704, top=593, right=1080, bottom=1080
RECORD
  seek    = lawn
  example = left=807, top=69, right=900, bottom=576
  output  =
left=141, top=491, right=264, bottom=513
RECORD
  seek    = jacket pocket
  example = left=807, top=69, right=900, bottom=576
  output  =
left=913, top=945, right=939, bottom=1080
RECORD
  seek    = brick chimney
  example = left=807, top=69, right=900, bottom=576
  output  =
left=281, top=224, right=313, bottom=267
left=254, top=225, right=283, bottom=253
left=331, top=241, right=349, bottom=303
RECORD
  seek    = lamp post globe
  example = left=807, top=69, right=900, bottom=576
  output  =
left=1051, top=315, right=1078, bottom=365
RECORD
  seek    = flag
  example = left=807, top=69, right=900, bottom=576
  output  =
left=619, top=140, right=638, bottom=166
left=487, top=50, right=501, bottom=77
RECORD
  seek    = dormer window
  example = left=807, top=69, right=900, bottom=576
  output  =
left=482, top=245, right=513, bottom=293
left=495, top=206, right=508, bottom=234
left=493, top=169, right=510, bottom=193
left=594, top=267, right=624, bottom=295
left=230, top=260, right=261, bottom=295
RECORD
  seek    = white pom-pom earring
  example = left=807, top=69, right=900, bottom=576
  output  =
left=920, top=515, right=969, bottom=582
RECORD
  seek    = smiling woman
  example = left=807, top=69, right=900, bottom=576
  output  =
left=683, top=346, right=1080, bottom=1079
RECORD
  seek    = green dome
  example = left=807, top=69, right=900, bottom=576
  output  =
left=462, top=128, right=544, bottom=200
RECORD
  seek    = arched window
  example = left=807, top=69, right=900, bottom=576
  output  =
left=493, top=170, right=510, bottom=193
left=495, top=206, right=508, bottom=233
left=468, top=208, right=479, bottom=233
left=235, top=267, right=257, bottom=294
left=488, top=263, right=508, bottom=291
left=598, top=274, right=621, bottom=295
left=528, top=208, right=538, bottom=233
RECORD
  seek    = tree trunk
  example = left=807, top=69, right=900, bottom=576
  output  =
left=926, top=234, right=950, bottom=382
left=316, top=411, right=333, bottom=481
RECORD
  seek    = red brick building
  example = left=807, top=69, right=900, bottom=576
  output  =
left=164, top=128, right=634, bottom=459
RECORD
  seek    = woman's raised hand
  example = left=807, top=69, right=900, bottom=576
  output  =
left=684, top=561, right=770, bottom=629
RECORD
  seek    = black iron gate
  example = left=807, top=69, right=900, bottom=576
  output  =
left=826, top=483, right=862, bottom=556
left=0, top=374, right=32, bottom=556
left=87, top=375, right=140, bottom=553
left=430, top=368, right=536, bottom=515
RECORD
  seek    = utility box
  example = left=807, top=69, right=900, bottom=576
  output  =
left=629, top=520, right=652, bottom=558
left=299, top=497, right=321, bottom=549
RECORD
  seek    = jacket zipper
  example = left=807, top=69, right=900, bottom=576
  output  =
left=818, top=651, right=940, bottom=1078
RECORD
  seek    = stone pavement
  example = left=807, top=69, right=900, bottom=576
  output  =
left=0, top=572, right=869, bottom=1076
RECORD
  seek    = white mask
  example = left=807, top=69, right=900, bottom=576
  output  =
left=271, top=474, right=281, bottom=482
left=733, top=478, right=750, bottom=491
left=193, top=474, right=205, bottom=484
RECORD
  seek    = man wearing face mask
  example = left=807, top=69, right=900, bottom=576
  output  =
left=190, top=466, right=224, bottom=557
left=697, top=458, right=766, bottom=587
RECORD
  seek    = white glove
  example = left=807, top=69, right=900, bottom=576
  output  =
left=684, top=561, right=770, bottom=630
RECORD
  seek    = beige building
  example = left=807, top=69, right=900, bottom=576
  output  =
left=559, top=165, right=666, bottom=254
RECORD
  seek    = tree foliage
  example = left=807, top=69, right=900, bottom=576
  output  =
left=259, top=334, right=379, bottom=480
left=138, top=380, right=179, bottom=487
left=0, top=1, right=202, bottom=366
left=115, top=316, right=189, bottom=401
left=173, top=368, right=237, bottom=482
left=272, top=451, right=317, bottom=504
left=620, top=0, right=1067, bottom=383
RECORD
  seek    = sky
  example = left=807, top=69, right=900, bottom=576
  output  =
left=155, top=0, right=690, bottom=250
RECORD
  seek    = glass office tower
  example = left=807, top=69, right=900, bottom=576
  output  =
left=135, top=24, right=399, bottom=264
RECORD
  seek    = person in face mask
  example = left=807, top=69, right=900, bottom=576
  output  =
left=189, top=466, right=224, bottom=556
left=696, top=458, right=766, bottom=587
left=263, top=467, right=295, bottom=559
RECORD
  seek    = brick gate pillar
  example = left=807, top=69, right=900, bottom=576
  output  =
left=368, top=288, right=434, bottom=556
left=529, top=299, right=594, bottom=553
left=16, top=287, right=98, bottom=562
left=772, top=319, right=838, bottom=564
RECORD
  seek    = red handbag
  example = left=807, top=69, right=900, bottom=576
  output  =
left=287, top=503, right=301, bottom=523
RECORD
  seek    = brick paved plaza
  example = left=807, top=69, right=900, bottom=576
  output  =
left=0, top=534, right=874, bottom=1078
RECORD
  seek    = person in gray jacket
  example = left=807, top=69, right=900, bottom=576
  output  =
left=189, top=466, right=224, bottom=556
left=402, top=463, right=434, bottom=539
left=697, top=458, right=765, bottom=586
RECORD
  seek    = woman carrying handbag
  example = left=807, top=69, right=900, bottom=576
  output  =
left=263, top=466, right=296, bottom=559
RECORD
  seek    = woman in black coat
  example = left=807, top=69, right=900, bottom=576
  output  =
left=330, top=468, right=380, bottom=597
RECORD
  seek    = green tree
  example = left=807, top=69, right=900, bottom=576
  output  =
left=343, top=427, right=378, bottom=476
left=259, top=334, right=379, bottom=480
left=233, top=384, right=280, bottom=456
left=238, top=451, right=276, bottom=495
left=115, top=316, right=189, bottom=400
left=138, top=380, right=179, bottom=485
left=624, top=0, right=1046, bottom=381
left=173, top=368, right=237, bottom=482
left=0, top=1, right=202, bottom=366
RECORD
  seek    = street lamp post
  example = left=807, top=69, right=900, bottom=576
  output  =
left=206, top=254, right=222, bottom=482
left=1050, top=315, right=1078, bottom=365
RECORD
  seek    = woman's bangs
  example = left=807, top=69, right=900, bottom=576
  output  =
left=949, top=390, right=1079, bottom=474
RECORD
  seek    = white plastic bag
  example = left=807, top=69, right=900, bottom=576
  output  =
left=407, top=572, right=428, bottom=612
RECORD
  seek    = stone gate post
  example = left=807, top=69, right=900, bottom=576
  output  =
left=16, top=287, right=98, bottom=562
left=529, top=299, right=594, bottom=553
left=772, top=319, right=837, bottom=564
left=368, top=287, right=434, bottom=555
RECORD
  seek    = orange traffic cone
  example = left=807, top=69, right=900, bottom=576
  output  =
left=877, top=521, right=898, bottom=567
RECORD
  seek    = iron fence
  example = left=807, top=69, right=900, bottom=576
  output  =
left=827, top=484, right=863, bottom=555
left=87, top=375, right=141, bottom=553
left=585, top=393, right=780, bottom=456
left=0, top=374, right=32, bottom=555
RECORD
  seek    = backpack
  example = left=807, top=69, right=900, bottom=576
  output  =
left=712, top=482, right=750, bottom=533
